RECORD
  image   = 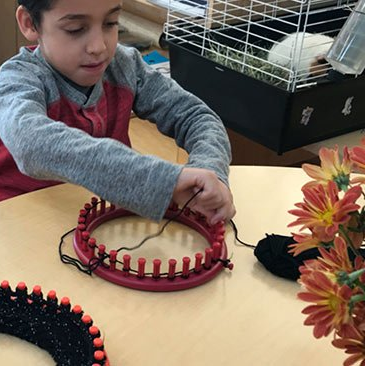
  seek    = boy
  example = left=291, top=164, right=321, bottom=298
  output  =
left=0, top=0, right=235, bottom=225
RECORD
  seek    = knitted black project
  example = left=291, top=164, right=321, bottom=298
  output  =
left=0, top=281, right=108, bottom=366
left=254, top=234, right=365, bottom=281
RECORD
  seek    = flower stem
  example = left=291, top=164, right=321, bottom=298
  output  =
left=339, top=225, right=361, bottom=257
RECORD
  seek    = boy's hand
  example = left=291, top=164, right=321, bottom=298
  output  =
left=172, top=167, right=236, bottom=225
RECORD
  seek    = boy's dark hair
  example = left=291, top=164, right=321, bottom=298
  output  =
left=18, top=0, right=57, bottom=28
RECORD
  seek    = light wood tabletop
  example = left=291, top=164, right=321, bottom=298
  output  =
left=0, top=166, right=344, bottom=365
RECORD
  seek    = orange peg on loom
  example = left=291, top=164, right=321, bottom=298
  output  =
left=168, top=259, right=177, bottom=279
left=89, top=326, right=101, bottom=338
left=204, top=247, right=213, bottom=269
left=182, top=256, right=191, bottom=278
left=137, top=257, right=146, bottom=278
left=72, top=304, right=83, bottom=315
left=194, top=252, right=203, bottom=273
left=109, top=250, right=118, bottom=271
left=123, top=254, right=131, bottom=273
left=153, top=259, right=161, bottom=278
left=32, top=285, right=42, bottom=297
left=16, top=282, right=27, bottom=291
left=91, top=197, right=98, bottom=219
left=81, top=231, right=90, bottom=251
left=88, top=237, right=97, bottom=255
left=60, top=297, right=71, bottom=312
left=98, top=244, right=106, bottom=260
left=93, top=337, right=104, bottom=351
left=212, top=242, right=222, bottom=260
left=47, top=290, right=57, bottom=300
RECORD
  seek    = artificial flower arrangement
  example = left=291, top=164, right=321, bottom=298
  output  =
left=288, top=139, right=365, bottom=366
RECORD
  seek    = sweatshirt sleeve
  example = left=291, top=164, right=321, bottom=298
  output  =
left=0, top=60, right=183, bottom=221
left=115, top=47, right=232, bottom=186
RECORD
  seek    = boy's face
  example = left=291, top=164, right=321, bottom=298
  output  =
left=36, top=0, right=122, bottom=86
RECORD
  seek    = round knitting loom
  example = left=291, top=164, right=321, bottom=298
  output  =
left=0, top=280, right=110, bottom=366
left=73, top=197, right=233, bottom=291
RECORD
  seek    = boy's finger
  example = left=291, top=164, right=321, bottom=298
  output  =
left=210, top=204, right=236, bottom=225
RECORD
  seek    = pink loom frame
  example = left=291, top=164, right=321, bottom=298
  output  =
left=73, top=198, right=233, bottom=291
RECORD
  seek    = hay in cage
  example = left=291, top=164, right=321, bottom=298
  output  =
left=203, top=37, right=290, bottom=88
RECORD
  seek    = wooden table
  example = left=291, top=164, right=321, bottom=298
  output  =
left=0, top=166, right=344, bottom=365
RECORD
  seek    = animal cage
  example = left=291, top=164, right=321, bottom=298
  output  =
left=164, top=0, right=365, bottom=153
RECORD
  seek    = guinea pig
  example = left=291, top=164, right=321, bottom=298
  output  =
left=267, top=32, right=334, bottom=80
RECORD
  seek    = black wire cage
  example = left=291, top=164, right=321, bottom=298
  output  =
left=165, top=0, right=365, bottom=154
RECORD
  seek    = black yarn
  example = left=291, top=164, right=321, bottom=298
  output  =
left=0, top=285, right=105, bottom=366
left=59, top=228, right=92, bottom=275
left=229, top=221, right=363, bottom=281
left=253, top=234, right=365, bottom=281
left=229, top=219, right=256, bottom=248
left=254, top=234, right=305, bottom=280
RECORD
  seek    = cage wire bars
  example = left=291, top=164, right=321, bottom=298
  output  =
left=164, top=0, right=357, bottom=92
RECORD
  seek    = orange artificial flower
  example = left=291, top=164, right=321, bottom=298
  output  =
left=288, top=181, right=362, bottom=242
left=298, top=258, right=328, bottom=277
left=317, top=237, right=353, bottom=273
left=349, top=138, right=365, bottom=185
left=302, top=146, right=352, bottom=190
left=333, top=324, right=365, bottom=366
left=298, top=270, right=353, bottom=338
left=292, top=139, right=365, bottom=364
left=350, top=138, right=365, bottom=173
left=343, top=215, right=365, bottom=249
left=289, top=232, right=323, bottom=256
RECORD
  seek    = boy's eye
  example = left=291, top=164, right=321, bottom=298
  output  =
left=65, top=28, right=84, bottom=35
left=64, top=21, right=118, bottom=35
left=104, top=21, right=119, bottom=28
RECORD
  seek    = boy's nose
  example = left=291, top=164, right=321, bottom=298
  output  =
left=86, top=31, right=107, bottom=55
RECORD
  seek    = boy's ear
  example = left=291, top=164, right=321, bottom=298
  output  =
left=16, top=6, right=40, bottom=42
